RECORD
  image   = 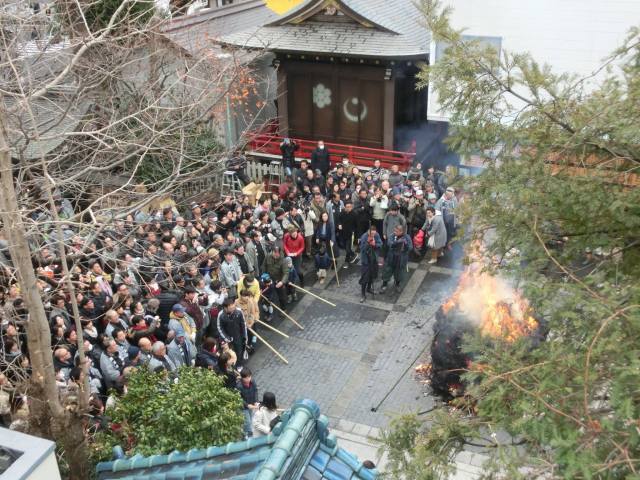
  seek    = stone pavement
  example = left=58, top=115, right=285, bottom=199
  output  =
left=247, top=245, right=488, bottom=477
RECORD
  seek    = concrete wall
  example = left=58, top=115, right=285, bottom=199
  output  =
left=428, top=0, right=640, bottom=120
left=28, top=451, right=61, bottom=480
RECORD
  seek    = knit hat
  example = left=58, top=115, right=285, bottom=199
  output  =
left=427, top=193, right=437, bottom=200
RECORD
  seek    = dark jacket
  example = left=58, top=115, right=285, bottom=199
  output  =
left=280, top=141, right=299, bottom=168
left=195, top=349, right=218, bottom=370
left=180, top=298, right=206, bottom=330
left=237, top=379, right=259, bottom=409
left=352, top=195, right=371, bottom=226
left=358, top=232, right=382, bottom=265
left=156, top=290, right=181, bottom=322
left=338, top=210, right=357, bottom=235
left=216, top=309, right=247, bottom=345
left=310, top=147, right=331, bottom=174
left=262, top=254, right=289, bottom=284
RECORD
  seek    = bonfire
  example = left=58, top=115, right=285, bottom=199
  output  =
left=420, top=246, right=542, bottom=400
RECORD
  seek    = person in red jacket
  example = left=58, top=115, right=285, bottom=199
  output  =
left=283, top=226, right=305, bottom=285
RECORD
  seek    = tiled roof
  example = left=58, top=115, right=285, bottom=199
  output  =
left=96, top=399, right=378, bottom=480
left=218, top=0, right=429, bottom=58
left=2, top=96, right=90, bottom=161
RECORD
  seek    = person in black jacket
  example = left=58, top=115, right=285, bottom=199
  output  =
left=310, top=140, right=330, bottom=177
left=352, top=188, right=372, bottom=242
left=216, top=298, right=248, bottom=369
left=195, top=337, right=218, bottom=370
left=237, top=368, right=259, bottom=438
left=279, top=138, right=299, bottom=176
left=338, top=201, right=358, bottom=263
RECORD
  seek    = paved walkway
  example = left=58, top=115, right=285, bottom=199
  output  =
left=247, top=246, right=487, bottom=477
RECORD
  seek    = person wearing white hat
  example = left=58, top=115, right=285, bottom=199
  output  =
left=408, top=189, right=428, bottom=239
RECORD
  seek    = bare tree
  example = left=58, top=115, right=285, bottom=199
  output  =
left=0, top=1, right=267, bottom=476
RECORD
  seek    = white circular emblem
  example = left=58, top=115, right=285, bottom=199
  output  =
left=313, top=83, right=332, bottom=108
left=343, top=97, right=368, bottom=122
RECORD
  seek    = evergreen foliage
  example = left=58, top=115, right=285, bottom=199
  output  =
left=384, top=2, right=640, bottom=478
left=92, top=367, right=244, bottom=461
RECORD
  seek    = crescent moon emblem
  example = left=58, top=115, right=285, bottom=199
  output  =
left=343, top=97, right=368, bottom=123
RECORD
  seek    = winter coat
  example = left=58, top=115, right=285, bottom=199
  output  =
left=220, top=257, right=242, bottom=291
left=167, top=338, right=197, bottom=367
left=352, top=195, right=371, bottom=226
left=168, top=311, right=197, bottom=343
left=358, top=232, right=382, bottom=265
left=245, top=241, right=262, bottom=276
left=252, top=406, right=279, bottom=437
left=236, top=278, right=261, bottom=302
left=310, top=147, right=331, bottom=174
left=261, top=254, right=289, bottom=284
left=236, top=297, right=259, bottom=328
left=382, top=212, right=407, bottom=240
left=422, top=214, right=447, bottom=250
left=237, top=379, right=258, bottom=409
left=388, top=171, right=405, bottom=188
left=148, top=354, right=177, bottom=373
left=195, top=349, right=218, bottom=370
left=280, top=141, right=299, bottom=168
left=369, top=195, right=389, bottom=220
left=408, top=198, right=427, bottom=227
left=180, top=298, right=206, bottom=330
left=216, top=309, right=248, bottom=345
left=385, top=233, right=413, bottom=270
left=283, top=233, right=305, bottom=257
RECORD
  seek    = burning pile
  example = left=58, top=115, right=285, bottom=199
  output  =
left=425, top=253, right=543, bottom=400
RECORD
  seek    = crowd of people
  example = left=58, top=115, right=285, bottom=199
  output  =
left=0, top=139, right=458, bottom=439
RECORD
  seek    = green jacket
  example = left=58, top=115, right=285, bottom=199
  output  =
left=262, top=254, right=289, bottom=284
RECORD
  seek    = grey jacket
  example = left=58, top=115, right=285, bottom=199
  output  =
left=167, top=338, right=197, bottom=367
left=148, top=354, right=177, bottom=373
left=220, top=257, right=242, bottom=291
left=422, top=214, right=447, bottom=250
left=382, top=212, right=407, bottom=240
left=99, top=352, right=122, bottom=386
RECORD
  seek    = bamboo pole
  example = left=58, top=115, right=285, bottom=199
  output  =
left=329, top=240, right=340, bottom=286
left=249, top=327, right=289, bottom=364
left=260, top=294, right=305, bottom=330
left=289, top=283, right=337, bottom=307
left=255, top=319, right=290, bottom=338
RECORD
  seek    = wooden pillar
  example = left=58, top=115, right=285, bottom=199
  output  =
left=276, top=62, right=289, bottom=137
left=383, top=74, right=395, bottom=150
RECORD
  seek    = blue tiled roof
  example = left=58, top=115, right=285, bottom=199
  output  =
left=96, top=399, right=378, bottom=480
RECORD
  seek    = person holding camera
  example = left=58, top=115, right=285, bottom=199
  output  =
left=380, top=224, right=413, bottom=294
left=369, top=187, right=388, bottom=235
left=279, top=138, right=299, bottom=176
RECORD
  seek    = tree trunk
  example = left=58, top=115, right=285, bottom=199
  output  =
left=0, top=114, right=89, bottom=479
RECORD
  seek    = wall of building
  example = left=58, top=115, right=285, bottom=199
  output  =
left=28, top=451, right=62, bottom=480
left=428, top=0, right=640, bottom=120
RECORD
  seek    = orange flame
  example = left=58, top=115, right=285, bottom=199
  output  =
left=444, top=248, right=537, bottom=342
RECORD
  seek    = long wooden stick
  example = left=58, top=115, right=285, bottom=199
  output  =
left=260, top=294, right=305, bottom=330
left=255, top=319, right=290, bottom=338
left=249, top=327, right=289, bottom=364
left=289, top=283, right=337, bottom=307
left=329, top=241, right=340, bottom=286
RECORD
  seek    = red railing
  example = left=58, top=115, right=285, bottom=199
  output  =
left=245, top=124, right=415, bottom=171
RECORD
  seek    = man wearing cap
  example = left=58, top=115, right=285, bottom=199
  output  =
left=167, top=327, right=197, bottom=367
left=168, top=303, right=197, bottom=343
left=125, top=346, right=141, bottom=367
left=216, top=298, right=248, bottom=369
left=220, top=249, right=242, bottom=297
left=261, top=246, right=289, bottom=308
